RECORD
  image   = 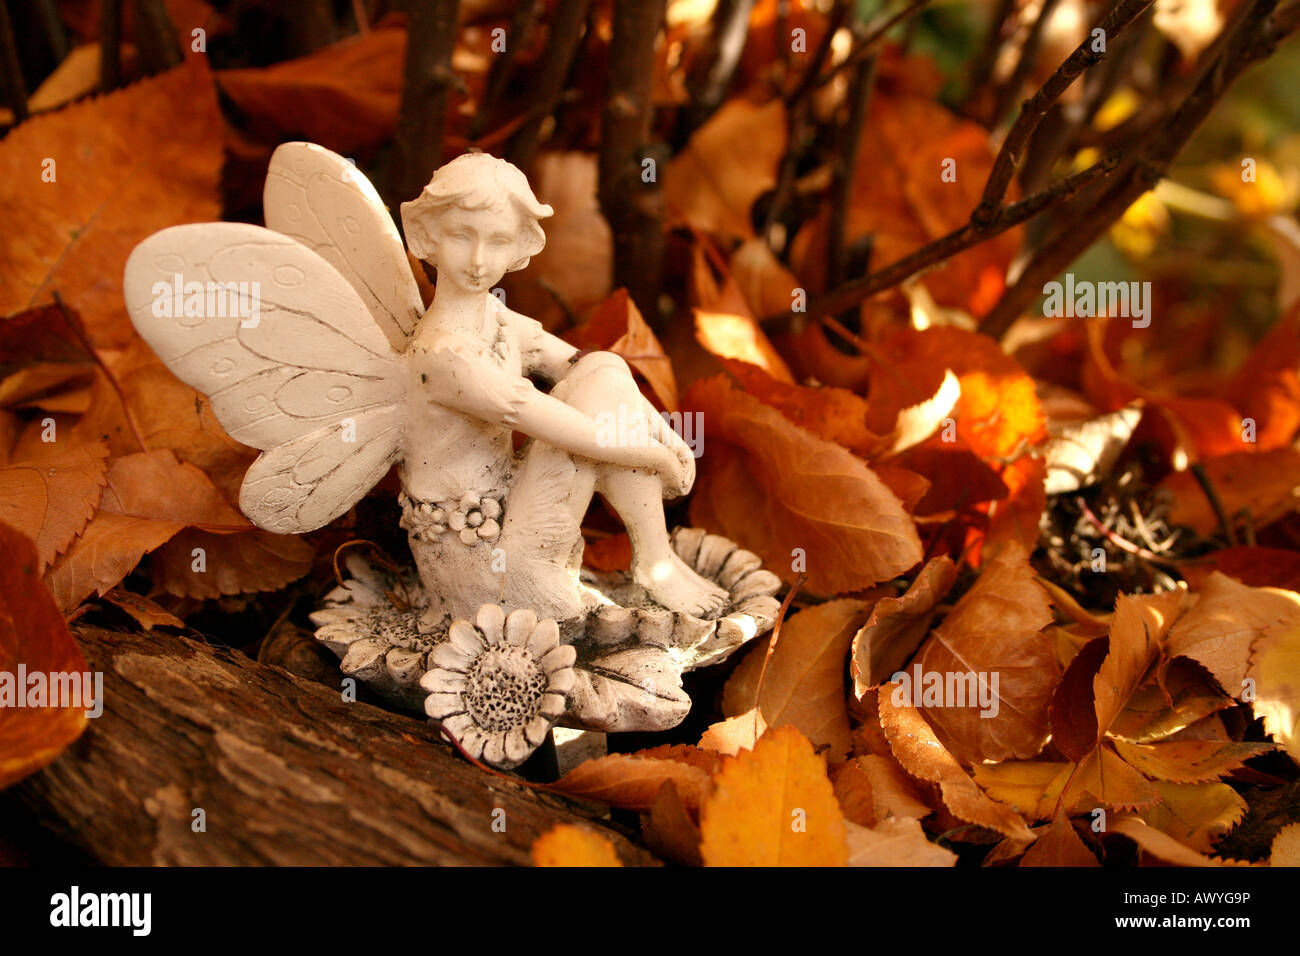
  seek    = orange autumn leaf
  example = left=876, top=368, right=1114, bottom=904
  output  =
left=531, top=824, right=623, bottom=867
left=150, top=527, right=315, bottom=599
left=851, top=556, right=957, bottom=695
left=721, top=598, right=877, bottom=760
left=0, top=440, right=108, bottom=569
left=698, top=708, right=768, bottom=756
left=1110, top=740, right=1276, bottom=784
left=566, top=289, right=678, bottom=411
left=217, top=26, right=408, bottom=157
left=550, top=752, right=713, bottom=812
left=1159, top=449, right=1300, bottom=536
left=0, top=59, right=222, bottom=347
left=878, top=685, right=1034, bottom=840
left=686, top=374, right=923, bottom=593
left=1139, top=781, right=1249, bottom=854
left=0, top=522, right=90, bottom=789
left=1108, top=816, right=1253, bottom=867
left=1094, top=590, right=1189, bottom=742
left=913, top=543, right=1059, bottom=763
left=699, top=726, right=848, bottom=866
left=1020, top=813, right=1100, bottom=867
left=43, top=450, right=249, bottom=612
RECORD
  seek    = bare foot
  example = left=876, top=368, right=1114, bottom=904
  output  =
left=635, top=551, right=730, bottom=618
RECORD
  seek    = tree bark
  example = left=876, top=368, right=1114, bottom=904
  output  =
left=12, top=625, right=657, bottom=866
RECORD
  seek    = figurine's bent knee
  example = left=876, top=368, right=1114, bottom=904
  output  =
left=552, top=351, right=638, bottom=412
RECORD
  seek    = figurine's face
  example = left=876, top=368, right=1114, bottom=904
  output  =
left=429, top=204, right=521, bottom=294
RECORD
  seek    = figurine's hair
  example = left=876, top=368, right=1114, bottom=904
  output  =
left=401, top=152, right=554, bottom=273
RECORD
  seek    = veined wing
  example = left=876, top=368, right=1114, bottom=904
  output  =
left=124, top=223, right=406, bottom=532
left=264, top=142, right=423, bottom=352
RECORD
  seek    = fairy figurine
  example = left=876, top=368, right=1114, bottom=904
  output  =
left=123, top=143, right=780, bottom=767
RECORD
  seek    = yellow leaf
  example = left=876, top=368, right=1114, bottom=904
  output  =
left=699, top=726, right=848, bottom=866
left=845, top=817, right=956, bottom=867
left=531, top=825, right=622, bottom=867
left=1249, top=609, right=1300, bottom=762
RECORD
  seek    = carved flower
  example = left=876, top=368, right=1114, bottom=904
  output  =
left=447, top=493, right=502, bottom=545
left=421, top=604, right=575, bottom=768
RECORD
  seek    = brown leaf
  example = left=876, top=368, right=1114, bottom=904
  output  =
left=878, top=684, right=1034, bottom=840
left=664, top=98, right=786, bottom=242
left=0, top=60, right=222, bottom=347
left=217, top=26, right=406, bottom=156
left=1020, top=813, right=1100, bottom=867
left=845, top=817, right=957, bottom=867
left=699, top=726, right=848, bottom=866
left=914, top=543, right=1058, bottom=763
left=566, top=289, right=677, bottom=411
left=550, top=752, right=713, bottom=812
left=1166, top=572, right=1300, bottom=696
left=1139, top=781, right=1248, bottom=854
left=150, top=527, right=314, bottom=599
left=642, top=780, right=703, bottom=867
left=1109, top=816, right=1253, bottom=867
left=98, top=588, right=186, bottom=630
left=1094, top=590, right=1189, bottom=741
left=686, top=374, right=923, bottom=593
left=43, top=450, right=248, bottom=612
left=851, top=556, right=956, bottom=696
left=0, top=440, right=108, bottom=569
left=1160, top=449, right=1300, bottom=536
left=0, top=522, right=90, bottom=788
left=721, top=598, right=876, bottom=760
left=1111, top=740, right=1276, bottom=784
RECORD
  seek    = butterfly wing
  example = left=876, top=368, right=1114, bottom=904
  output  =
left=263, top=142, right=423, bottom=353
left=123, top=223, right=406, bottom=533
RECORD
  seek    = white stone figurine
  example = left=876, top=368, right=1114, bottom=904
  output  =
left=123, top=143, right=780, bottom=768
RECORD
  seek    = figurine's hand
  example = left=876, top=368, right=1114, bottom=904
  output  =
left=644, top=443, right=692, bottom=498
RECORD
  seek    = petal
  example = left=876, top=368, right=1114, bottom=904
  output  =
left=477, top=518, right=500, bottom=539
left=429, top=643, right=474, bottom=672
left=418, top=666, right=462, bottom=693
left=448, top=620, right=485, bottom=655
left=546, top=667, right=575, bottom=695
left=475, top=603, right=506, bottom=645
left=458, top=726, right=487, bottom=758
left=504, top=727, right=532, bottom=765
left=483, top=733, right=507, bottom=767
left=524, top=715, right=552, bottom=746
left=525, top=619, right=560, bottom=658
left=440, top=712, right=473, bottom=738
left=540, top=644, right=577, bottom=673
left=459, top=527, right=478, bottom=546
left=504, top=608, right=538, bottom=647
left=448, top=511, right=467, bottom=531
left=424, top=692, right=466, bottom=719
left=539, top=692, right=567, bottom=718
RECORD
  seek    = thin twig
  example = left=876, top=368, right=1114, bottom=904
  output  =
left=1076, top=497, right=1183, bottom=566
left=812, top=0, right=933, bottom=92
left=988, top=0, right=1065, bottom=131
left=1190, top=462, right=1239, bottom=546
left=505, top=0, right=592, bottom=172
left=827, top=51, right=877, bottom=290
left=389, top=0, right=462, bottom=206
left=100, top=0, right=123, bottom=91
left=677, top=0, right=756, bottom=140
left=472, top=0, right=540, bottom=141
left=973, top=0, right=1157, bottom=226
left=132, top=0, right=183, bottom=74
left=762, top=148, right=1122, bottom=326
left=0, top=0, right=28, bottom=123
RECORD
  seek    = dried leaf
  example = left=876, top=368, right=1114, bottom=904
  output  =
left=1139, top=781, right=1248, bottom=854
left=0, top=441, right=108, bottom=569
left=551, top=752, right=712, bottom=812
left=699, top=726, right=848, bottom=866
left=0, top=522, right=90, bottom=788
left=721, top=598, right=876, bottom=760
left=1043, top=403, right=1143, bottom=494
left=531, top=824, right=623, bottom=867
left=0, top=60, right=222, bottom=346
left=845, top=817, right=957, bottom=867
left=1109, top=815, right=1252, bottom=867
left=567, top=289, right=677, bottom=410
left=687, top=374, right=923, bottom=593
left=851, top=556, right=956, bottom=695
left=878, top=685, right=1034, bottom=840
left=698, top=709, right=768, bottom=756
left=1020, top=813, right=1100, bottom=867
left=1111, top=740, right=1275, bottom=784
left=1160, top=449, right=1300, bottom=536
left=914, top=543, right=1058, bottom=763
left=1249, top=611, right=1300, bottom=762
left=150, top=528, right=314, bottom=599
left=643, top=780, right=703, bottom=867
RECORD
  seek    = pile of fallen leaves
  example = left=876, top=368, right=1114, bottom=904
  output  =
left=3, top=0, right=1300, bottom=867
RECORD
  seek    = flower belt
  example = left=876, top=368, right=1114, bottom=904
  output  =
left=399, top=490, right=503, bottom=545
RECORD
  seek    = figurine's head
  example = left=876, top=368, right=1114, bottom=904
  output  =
left=401, top=152, right=554, bottom=294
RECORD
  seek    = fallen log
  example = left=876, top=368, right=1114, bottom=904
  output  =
left=13, top=625, right=656, bottom=865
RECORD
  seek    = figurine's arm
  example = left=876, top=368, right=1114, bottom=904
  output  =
left=515, top=317, right=696, bottom=473
left=418, top=344, right=690, bottom=494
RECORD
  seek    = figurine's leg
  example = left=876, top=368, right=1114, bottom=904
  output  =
left=545, top=353, right=729, bottom=618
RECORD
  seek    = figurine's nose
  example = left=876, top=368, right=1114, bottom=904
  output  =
left=470, top=239, right=485, bottom=269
